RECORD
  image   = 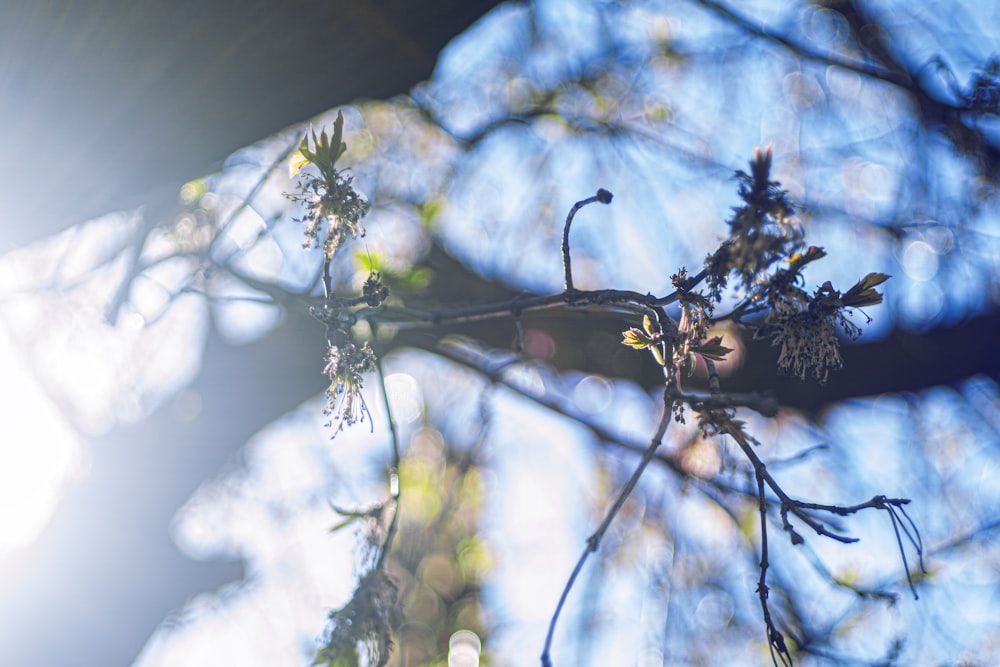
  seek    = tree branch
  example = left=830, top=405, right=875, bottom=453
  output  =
left=541, top=390, right=673, bottom=667
left=694, top=0, right=912, bottom=89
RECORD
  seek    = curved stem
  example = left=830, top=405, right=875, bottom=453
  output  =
left=562, top=189, right=613, bottom=292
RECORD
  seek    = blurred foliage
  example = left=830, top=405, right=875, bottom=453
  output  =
left=387, top=426, right=490, bottom=666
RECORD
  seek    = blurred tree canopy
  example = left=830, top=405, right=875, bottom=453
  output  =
left=4, top=1, right=1000, bottom=666
left=0, top=0, right=503, bottom=251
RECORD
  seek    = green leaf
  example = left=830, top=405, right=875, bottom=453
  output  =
left=355, top=251, right=432, bottom=292
left=419, top=197, right=445, bottom=226
left=294, top=112, right=351, bottom=181
left=329, top=110, right=347, bottom=165
left=395, top=266, right=432, bottom=291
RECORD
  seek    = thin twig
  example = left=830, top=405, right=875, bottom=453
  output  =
left=370, top=287, right=681, bottom=328
left=885, top=506, right=917, bottom=600
left=213, top=133, right=304, bottom=262
left=374, top=354, right=402, bottom=570
left=706, top=359, right=790, bottom=665
left=541, top=390, right=672, bottom=667
left=754, top=461, right=792, bottom=667
left=562, top=189, right=613, bottom=292
left=704, top=357, right=922, bottom=661
left=896, top=503, right=925, bottom=572
left=884, top=502, right=927, bottom=601
left=433, top=336, right=793, bottom=512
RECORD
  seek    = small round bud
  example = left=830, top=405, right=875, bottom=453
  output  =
left=596, top=188, right=613, bottom=204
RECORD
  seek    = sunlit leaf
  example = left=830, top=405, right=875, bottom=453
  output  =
left=419, top=197, right=445, bottom=226
left=622, top=327, right=651, bottom=349
left=289, top=149, right=311, bottom=177
left=651, top=344, right=665, bottom=366
left=643, top=313, right=658, bottom=337
left=356, top=251, right=432, bottom=292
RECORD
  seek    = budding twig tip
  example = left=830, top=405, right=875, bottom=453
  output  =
left=596, top=188, right=613, bottom=204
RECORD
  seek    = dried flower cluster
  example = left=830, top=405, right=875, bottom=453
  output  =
left=287, top=111, right=370, bottom=260
left=766, top=271, right=889, bottom=381
left=322, top=333, right=377, bottom=435
left=690, top=148, right=889, bottom=383
left=285, top=113, right=386, bottom=436
left=706, top=146, right=800, bottom=300
left=313, top=568, right=400, bottom=667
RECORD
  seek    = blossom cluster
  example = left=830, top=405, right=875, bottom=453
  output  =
left=286, top=110, right=370, bottom=260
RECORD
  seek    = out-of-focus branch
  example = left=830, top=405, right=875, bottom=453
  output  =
left=374, top=356, right=401, bottom=571
left=694, top=0, right=911, bottom=88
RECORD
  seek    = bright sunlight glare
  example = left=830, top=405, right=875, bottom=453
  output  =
left=0, top=325, right=85, bottom=556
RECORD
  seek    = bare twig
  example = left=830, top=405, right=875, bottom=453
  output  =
left=369, top=286, right=683, bottom=329
left=884, top=502, right=926, bottom=600
left=213, top=133, right=304, bottom=260
left=562, top=189, right=613, bottom=292
left=541, top=390, right=672, bottom=667
left=374, top=355, right=402, bottom=570
left=702, top=353, right=923, bottom=662
left=704, top=358, right=790, bottom=664
left=753, top=460, right=793, bottom=667
left=190, top=264, right=713, bottom=332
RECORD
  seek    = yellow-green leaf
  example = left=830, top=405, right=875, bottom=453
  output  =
left=643, top=313, right=658, bottom=337
left=622, top=327, right=651, bottom=349
left=651, top=344, right=665, bottom=366
left=289, top=149, right=311, bottom=177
